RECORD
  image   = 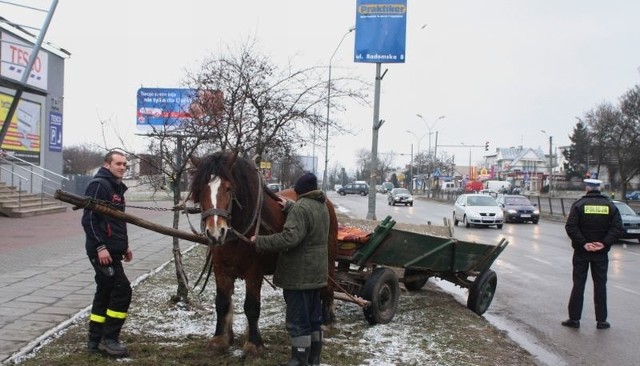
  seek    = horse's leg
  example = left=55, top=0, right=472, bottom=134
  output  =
left=242, top=273, right=266, bottom=357
left=207, top=269, right=235, bottom=352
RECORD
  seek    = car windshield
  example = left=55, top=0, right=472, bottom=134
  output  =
left=614, top=202, right=637, bottom=215
left=505, top=197, right=532, bottom=205
left=394, top=189, right=409, bottom=195
left=467, top=196, right=497, bottom=206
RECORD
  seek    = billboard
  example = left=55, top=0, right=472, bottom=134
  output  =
left=136, top=88, right=197, bottom=129
left=0, top=92, right=42, bottom=163
left=354, top=0, right=407, bottom=63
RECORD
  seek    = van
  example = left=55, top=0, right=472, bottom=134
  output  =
left=443, top=182, right=456, bottom=192
left=484, top=180, right=511, bottom=193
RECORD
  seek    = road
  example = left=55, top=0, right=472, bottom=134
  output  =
left=329, top=191, right=640, bottom=366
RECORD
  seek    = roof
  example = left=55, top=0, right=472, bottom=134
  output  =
left=0, top=17, right=71, bottom=59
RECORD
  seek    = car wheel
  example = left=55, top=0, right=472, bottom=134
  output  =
left=360, top=191, right=367, bottom=196
left=339, top=191, right=346, bottom=196
left=409, top=202, right=413, bottom=207
left=464, top=216, right=470, bottom=228
left=497, top=224, right=503, bottom=229
left=453, top=213, right=459, bottom=226
left=532, top=219, right=539, bottom=224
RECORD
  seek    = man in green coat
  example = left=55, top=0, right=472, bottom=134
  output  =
left=251, top=172, right=329, bottom=366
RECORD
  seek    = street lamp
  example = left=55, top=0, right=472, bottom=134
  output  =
left=540, top=130, right=553, bottom=196
left=416, top=114, right=446, bottom=159
left=406, top=130, right=427, bottom=174
left=322, top=26, right=355, bottom=192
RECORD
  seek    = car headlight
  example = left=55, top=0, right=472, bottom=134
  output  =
left=507, top=209, right=517, bottom=214
left=533, top=209, right=540, bottom=215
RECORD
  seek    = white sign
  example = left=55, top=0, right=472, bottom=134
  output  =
left=1, top=33, right=49, bottom=90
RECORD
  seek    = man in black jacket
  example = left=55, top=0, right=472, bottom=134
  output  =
left=81, top=150, right=132, bottom=356
left=563, top=178, right=622, bottom=330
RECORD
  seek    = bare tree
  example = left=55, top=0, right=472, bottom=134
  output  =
left=184, top=38, right=368, bottom=165
left=62, top=144, right=105, bottom=174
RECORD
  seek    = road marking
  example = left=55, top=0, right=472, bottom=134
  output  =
left=612, top=284, right=640, bottom=295
left=524, top=255, right=553, bottom=266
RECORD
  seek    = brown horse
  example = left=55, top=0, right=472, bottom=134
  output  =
left=189, top=151, right=338, bottom=357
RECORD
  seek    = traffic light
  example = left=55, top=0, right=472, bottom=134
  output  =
left=485, top=141, right=489, bottom=151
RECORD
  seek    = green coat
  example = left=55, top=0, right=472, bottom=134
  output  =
left=255, top=190, right=330, bottom=290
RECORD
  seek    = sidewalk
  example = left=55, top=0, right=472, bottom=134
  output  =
left=0, top=201, right=195, bottom=363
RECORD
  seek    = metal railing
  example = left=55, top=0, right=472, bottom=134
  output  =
left=0, top=152, right=68, bottom=208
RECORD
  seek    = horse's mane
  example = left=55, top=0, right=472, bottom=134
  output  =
left=190, top=151, right=276, bottom=232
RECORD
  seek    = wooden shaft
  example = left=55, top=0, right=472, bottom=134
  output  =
left=54, top=189, right=209, bottom=245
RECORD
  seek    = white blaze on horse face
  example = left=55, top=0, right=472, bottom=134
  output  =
left=206, top=176, right=230, bottom=241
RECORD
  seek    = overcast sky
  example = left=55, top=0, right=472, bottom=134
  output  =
left=6, top=0, right=640, bottom=174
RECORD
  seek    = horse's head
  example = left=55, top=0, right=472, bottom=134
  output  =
left=189, top=152, right=258, bottom=245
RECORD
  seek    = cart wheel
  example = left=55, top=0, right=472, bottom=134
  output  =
left=403, top=268, right=429, bottom=291
left=467, top=269, right=497, bottom=316
left=361, top=267, right=400, bottom=324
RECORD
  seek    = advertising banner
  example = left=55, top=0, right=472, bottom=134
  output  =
left=136, top=88, right=197, bottom=129
left=0, top=93, right=42, bottom=164
left=354, top=0, right=407, bottom=63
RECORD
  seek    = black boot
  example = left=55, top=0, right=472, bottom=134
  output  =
left=280, top=335, right=311, bottom=366
left=308, top=331, right=322, bottom=366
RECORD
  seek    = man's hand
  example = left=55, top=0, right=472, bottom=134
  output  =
left=97, top=247, right=112, bottom=265
left=124, top=248, right=133, bottom=262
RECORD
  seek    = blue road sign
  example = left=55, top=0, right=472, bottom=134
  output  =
left=136, top=88, right=197, bottom=129
left=354, top=0, right=407, bottom=63
left=48, top=111, right=62, bottom=152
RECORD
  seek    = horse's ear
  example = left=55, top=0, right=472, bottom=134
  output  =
left=227, top=150, right=239, bottom=171
left=190, top=156, right=202, bottom=168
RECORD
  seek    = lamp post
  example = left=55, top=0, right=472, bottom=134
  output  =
left=322, top=26, right=355, bottom=192
left=416, top=114, right=446, bottom=159
left=406, top=130, right=427, bottom=174
left=541, top=130, right=553, bottom=196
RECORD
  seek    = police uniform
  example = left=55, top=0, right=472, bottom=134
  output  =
left=81, top=166, right=132, bottom=350
left=563, top=179, right=622, bottom=328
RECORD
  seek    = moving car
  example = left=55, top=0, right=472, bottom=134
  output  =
left=266, top=183, right=282, bottom=192
left=337, top=182, right=369, bottom=196
left=495, top=194, right=540, bottom=224
left=625, top=191, right=640, bottom=200
left=388, top=188, right=413, bottom=206
left=612, top=200, right=640, bottom=243
left=453, top=194, right=503, bottom=229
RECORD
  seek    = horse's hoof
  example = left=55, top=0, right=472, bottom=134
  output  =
left=207, top=336, right=231, bottom=353
left=242, top=341, right=266, bottom=358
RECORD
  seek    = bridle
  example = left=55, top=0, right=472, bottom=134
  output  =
left=200, top=168, right=266, bottom=245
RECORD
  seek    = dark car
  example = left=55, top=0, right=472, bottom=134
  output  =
left=387, top=188, right=413, bottom=206
left=495, top=194, right=540, bottom=224
left=625, top=191, right=640, bottom=200
left=337, top=182, right=369, bottom=196
left=613, top=200, right=640, bottom=243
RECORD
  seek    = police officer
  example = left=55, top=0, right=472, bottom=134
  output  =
left=82, top=150, right=132, bottom=356
left=563, top=178, right=622, bottom=329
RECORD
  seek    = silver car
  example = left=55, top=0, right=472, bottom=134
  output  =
left=453, top=194, right=504, bottom=229
left=387, top=188, right=413, bottom=206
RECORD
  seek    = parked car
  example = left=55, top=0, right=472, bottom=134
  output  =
left=337, top=182, right=369, bottom=196
left=266, top=183, right=282, bottom=192
left=387, top=188, right=413, bottom=206
left=612, top=200, right=640, bottom=243
left=453, top=194, right=503, bottom=229
left=625, top=191, right=640, bottom=200
left=495, top=195, right=540, bottom=224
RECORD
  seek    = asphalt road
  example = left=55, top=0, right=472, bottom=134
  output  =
left=329, top=191, right=640, bottom=366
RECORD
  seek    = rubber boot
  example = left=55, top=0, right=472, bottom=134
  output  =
left=308, top=331, right=322, bottom=366
left=280, top=335, right=310, bottom=366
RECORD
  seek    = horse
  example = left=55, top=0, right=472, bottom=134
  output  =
left=188, top=151, right=338, bottom=357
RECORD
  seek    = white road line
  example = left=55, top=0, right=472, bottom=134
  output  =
left=524, top=255, right=554, bottom=266
left=612, top=284, right=640, bottom=295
